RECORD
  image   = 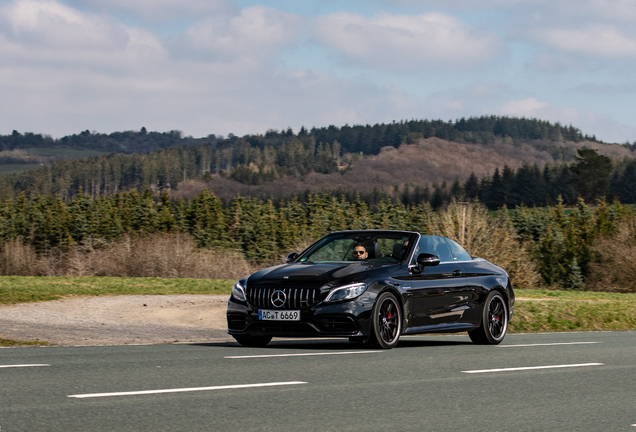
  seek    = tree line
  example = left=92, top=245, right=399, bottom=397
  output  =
left=0, top=128, right=192, bottom=154
left=2, top=116, right=604, bottom=155
left=1, top=188, right=635, bottom=291
left=398, top=148, right=634, bottom=210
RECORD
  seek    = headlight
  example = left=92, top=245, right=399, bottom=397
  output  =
left=324, top=283, right=367, bottom=303
left=231, top=280, right=247, bottom=302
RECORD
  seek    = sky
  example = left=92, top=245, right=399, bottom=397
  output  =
left=1, top=0, right=635, bottom=143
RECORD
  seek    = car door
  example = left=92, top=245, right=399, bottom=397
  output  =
left=403, top=236, right=471, bottom=329
left=444, top=237, right=508, bottom=326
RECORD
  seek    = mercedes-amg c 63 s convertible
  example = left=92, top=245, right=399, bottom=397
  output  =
left=227, top=230, right=514, bottom=349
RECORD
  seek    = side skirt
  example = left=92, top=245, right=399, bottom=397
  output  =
left=403, top=322, right=477, bottom=335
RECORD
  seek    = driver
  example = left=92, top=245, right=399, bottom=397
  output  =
left=352, top=243, right=369, bottom=260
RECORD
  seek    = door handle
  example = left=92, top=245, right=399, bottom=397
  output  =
left=452, top=269, right=463, bottom=277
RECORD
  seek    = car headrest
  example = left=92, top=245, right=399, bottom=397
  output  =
left=392, top=243, right=404, bottom=259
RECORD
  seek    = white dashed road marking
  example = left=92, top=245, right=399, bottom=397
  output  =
left=463, top=363, right=604, bottom=374
left=68, top=381, right=307, bottom=398
left=0, top=364, right=50, bottom=368
left=501, top=342, right=600, bottom=348
left=225, top=350, right=380, bottom=359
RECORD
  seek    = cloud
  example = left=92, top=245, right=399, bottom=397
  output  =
left=500, top=98, right=550, bottom=117
left=0, top=0, right=165, bottom=68
left=0, top=0, right=418, bottom=138
left=312, top=11, right=504, bottom=71
left=431, top=82, right=512, bottom=101
left=534, top=0, right=636, bottom=24
left=372, top=0, right=529, bottom=9
left=1, top=0, right=634, bottom=145
left=529, top=26, right=636, bottom=58
left=67, top=0, right=235, bottom=23
left=170, top=6, right=304, bottom=62
left=497, top=97, right=636, bottom=143
left=567, top=83, right=636, bottom=95
left=377, top=0, right=636, bottom=20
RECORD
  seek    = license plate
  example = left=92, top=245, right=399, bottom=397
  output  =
left=258, top=310, right=300, bottom=321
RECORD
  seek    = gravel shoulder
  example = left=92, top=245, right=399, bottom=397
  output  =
left=0, top=295, right=232, bottom=346
left=0, top=295, right=614, bottom=347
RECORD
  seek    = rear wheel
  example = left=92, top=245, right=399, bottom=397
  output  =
left=370, top=292, right=402, bottom=349
left=232, top=335, right=272, bottom=347
left=468, top=291, right=508, bottom=345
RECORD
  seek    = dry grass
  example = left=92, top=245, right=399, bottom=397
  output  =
left=0, top=234, right=257, bottom=280
left=434, top=201, right=541, bottom=290
left=588, top=218, right=636, bottom=293
left=0, top=239, right=40, bottom=276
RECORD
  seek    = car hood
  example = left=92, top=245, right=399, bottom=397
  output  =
left=247, top=261, right=390, bottom=288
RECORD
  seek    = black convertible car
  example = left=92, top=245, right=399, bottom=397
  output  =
left=227, top=230, right=514, bottom=349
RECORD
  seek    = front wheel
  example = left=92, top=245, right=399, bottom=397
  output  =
left=232, top=335, right=272, bottom=347
left=469, top=291, right=508, bottom=345
left=370, top=292, right=402, bottom=349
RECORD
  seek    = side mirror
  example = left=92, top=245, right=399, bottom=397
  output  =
left=285, top=252, right=299, bottom=263
left=416, top=253, right=440, bottom=272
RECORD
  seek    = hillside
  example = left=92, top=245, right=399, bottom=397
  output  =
left=172, top=136, right=634, bottom=203
left=0, top=116, right=634, bottom=207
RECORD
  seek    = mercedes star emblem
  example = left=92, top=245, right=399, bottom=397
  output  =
left=271, top=290, right=286, bottom=308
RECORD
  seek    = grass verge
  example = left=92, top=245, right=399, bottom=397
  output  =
left=511, top=289, right=636, bottom=333
left=0, top=338, right=48, bottom=347
left=0, top=276, right=234, bottom=305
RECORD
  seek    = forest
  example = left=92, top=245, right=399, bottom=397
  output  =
left=0, top=189, right=635, bottom=294
left=0, top=116, right=634, bottom=209
left=1, top=116, right=635, bottom=292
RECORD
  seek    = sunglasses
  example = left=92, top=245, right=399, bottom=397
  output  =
left=352, top=250, right=366, bottom=255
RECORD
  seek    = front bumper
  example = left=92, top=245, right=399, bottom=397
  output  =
left=226, top=295, right=374, bottom=338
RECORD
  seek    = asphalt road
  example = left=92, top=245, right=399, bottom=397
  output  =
left=1, top=331, right=635, bottom=432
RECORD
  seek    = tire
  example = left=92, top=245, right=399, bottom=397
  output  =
left=232, top=335, right=272, bottom=347
left=468, top=291, right=508, bottom=345
left=369, top=292, right=402, bottom=349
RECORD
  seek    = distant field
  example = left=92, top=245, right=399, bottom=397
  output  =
left=30, top=147, right=109, bottom=158
left=0, top=164, right=43, bottom=175
left=0, top=148, right=110, bottom=175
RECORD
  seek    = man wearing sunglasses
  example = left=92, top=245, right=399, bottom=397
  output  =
left=352, top=243, right=369, bottom=260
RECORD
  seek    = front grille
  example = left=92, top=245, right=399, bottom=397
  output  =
left=247, top=287, right=320, bottom=310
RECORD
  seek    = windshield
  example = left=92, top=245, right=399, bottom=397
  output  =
left=299, top=232, right=417, bottom=264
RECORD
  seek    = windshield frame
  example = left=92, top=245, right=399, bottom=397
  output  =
left=295, top=230, right=419, bottom=265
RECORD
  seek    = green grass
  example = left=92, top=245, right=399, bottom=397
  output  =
left=511, top=288, right=636, bottom=333
left=0, top=338, right=48, bottom=347
left=0, top=276, right=234, bottom=305
left=515, top=288, right=636, bottom=300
